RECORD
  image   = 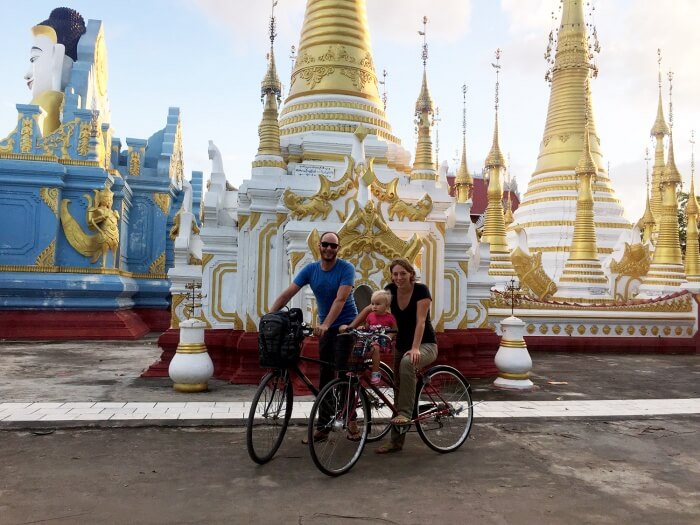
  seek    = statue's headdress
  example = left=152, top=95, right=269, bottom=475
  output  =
left=34, top=7, right=86, bottom=61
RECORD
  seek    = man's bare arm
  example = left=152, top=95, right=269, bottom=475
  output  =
left=269, top=283, right=301, bottom=312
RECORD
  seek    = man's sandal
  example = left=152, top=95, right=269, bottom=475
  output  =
left=376, top=443, right=403, bottom=454
left=390, top=415, right=411, bottom=426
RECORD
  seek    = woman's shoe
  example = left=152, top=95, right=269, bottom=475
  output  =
left=390, top=415, right=411, bottom=426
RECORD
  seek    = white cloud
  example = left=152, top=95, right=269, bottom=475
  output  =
left=367, top=0, right=472, bottom=46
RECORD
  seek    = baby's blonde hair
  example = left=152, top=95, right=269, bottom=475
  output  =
left=371, top=290, right=392, bottom=309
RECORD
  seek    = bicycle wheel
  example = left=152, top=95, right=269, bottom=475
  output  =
left=366, top=361, right=396, bottom=442
left=308, top=378, right=369, bottom=476
left=246, top=370, right=293, bottom=464
left=415, top=365, right=473, bottom=453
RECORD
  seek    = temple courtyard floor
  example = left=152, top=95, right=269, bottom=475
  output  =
left=0, top=337, right=698, bottom=523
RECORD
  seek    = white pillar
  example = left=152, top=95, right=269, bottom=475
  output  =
left=494, top=316, right=534, bottom=390
left=169, top=319, right=214, bottom=392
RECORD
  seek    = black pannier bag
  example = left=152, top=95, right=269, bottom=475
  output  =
left=258, top=308, right=305, bottom=367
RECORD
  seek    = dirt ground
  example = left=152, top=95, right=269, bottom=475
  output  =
left=2, top=417, right=699, bottom=525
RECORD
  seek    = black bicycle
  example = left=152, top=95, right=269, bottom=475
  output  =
left=307, top=328, right=474, bottom=476
left=246, top=325, right=395, bottom=464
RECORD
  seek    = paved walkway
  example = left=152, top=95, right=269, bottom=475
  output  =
left=3, top=398, right=700, bottom=426
left=0, top=337, right=698, bottom=428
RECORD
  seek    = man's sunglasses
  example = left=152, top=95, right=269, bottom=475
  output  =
left=320, top=241, right=339, bottom=249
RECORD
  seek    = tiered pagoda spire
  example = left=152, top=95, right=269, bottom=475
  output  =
left=411, top=17, right=437, bottom=182
left=508, top=0, right=630, bottom=282
left=481, top=50, right=516, bottom=283
left=253, top=1, right=286, bottom=171
left=650, top=50, right=670, bottom=229
left=641, top=149, right=656, bottom=243
left=684, top=136, right=700, bottom=283
left=638, top=72, right=687, bottom=296
left=280, top=0, right=400, bottom=146
left=454, top=84, right=473, bottom=202
left=554, top=83, right=610, bottom=300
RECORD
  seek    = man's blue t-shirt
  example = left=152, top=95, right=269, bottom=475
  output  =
left=293, top=259, right=357, bottom=327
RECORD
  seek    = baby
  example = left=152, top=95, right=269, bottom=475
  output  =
left=341, top=290, right=397, bottom=384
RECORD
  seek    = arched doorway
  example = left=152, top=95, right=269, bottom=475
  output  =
left=353, top=284, right=373, bottom=312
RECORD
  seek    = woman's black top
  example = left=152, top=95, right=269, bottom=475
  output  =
left=385, top=282, right=437, bottom=352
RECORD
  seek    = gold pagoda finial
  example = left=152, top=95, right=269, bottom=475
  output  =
left=254, top=0, right=285, bottom=168
left=481, top=48, right=512, bottom=262
left=688, top=131, right=699, bottom=217
left=685, top=130, right=700, bottom=281
left=651, top=49, right=670, bottom=137
left=286, top=0, right=381, bottom=103
left=641, top=147, right=655, bottom=242
left=535, top=0, right=603, bottom=173
left=411, top=16, right=436, bottom=180
left=379, top=68, right=388, bottom=111
left=455, top=83, right=473, bottom=203
left=261, top=1, right=282, bottom=100
left=664, top=71, right=682, bottom=185
left=568, top=74, right=600, bottom=262
left=485, top=49, right=505, bottom=169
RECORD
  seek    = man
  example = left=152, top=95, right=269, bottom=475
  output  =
left=270, top=231, right=357, bottom=439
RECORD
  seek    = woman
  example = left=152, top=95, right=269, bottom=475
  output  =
left=378, top=258, right=438, bottom=454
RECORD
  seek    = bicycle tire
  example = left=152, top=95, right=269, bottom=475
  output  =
left=366, top=361, right=396, bottom=442
left=246, top=370, right=293, bottom=464
left=308, top=378, right=369, bottom=476
left=415, top=365, right=473, bottom=453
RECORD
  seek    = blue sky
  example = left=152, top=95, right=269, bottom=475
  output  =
left=2, top=0, right=700, bottom=223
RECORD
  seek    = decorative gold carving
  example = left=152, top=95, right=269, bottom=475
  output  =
left=577, top=325, right=585, bottom=335
left=39, top=188, right=59, bottom=216
left=35, top=240, right=56, bottom=267
left=603, top=325, right=611, bottom=335
left=283, top=164, right=356, bottom=220
left=675, top=326, right=682, bottom=336
left=249, top=212, right=262, bottom=231
left=337, top=200, right=422, bottom=279
left=662, top=326, right=671, bottom=336
left=171, top=293, right=186, bottom=329
left=370, top=177, right=399, bottom=203
left=307, top=230, right=321, bottom=261
left=149, top=252, right=166, bottom=274
left=59, top=184, right=120, bottom=268
left=188, top=254, right=202, bottom=266
left=290, top=252, right=305, bottom=273
left=565, top=325, right=573, bottom=335
left=552, top=325, right=561, bottom=334
left=615, top=325, right=623, bottom=335
left=252, top=159, right=287, bottom=169
left=387, top=194, right=433, bottom=221
left=539, top=324, right=548, bottom=334
left=590, top=325, right=599, bottom=335
left=651, top=326, right=659, bottom=336
left=20, top=117, right=33, bottom=153
left=627, top=326, right=635, bottom=335
left=245, top=313, right=258, bottom=333
left=153, top=193, right=171, bottom=216
left=639, top=326, right=647, bottom=336
left=510, top=247, right=557, bottom=300
left=36, top=119, right=78, bottom=158
left=128, top=149, right=141, bottom=176
left=202, top=253, right=215, bottom=268
left=610, top=243, right=651, bottom=279
left=527, top=324, right=535, bottom=334
left=77, top=122, right=90, bottom=156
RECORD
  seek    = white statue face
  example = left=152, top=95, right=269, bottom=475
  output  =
left=23, top=33, right=66, bottom=98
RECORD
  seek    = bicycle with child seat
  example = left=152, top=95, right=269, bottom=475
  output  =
left=307, top=327, right=474, bottom=477
left=246, top=324, right=395, bottom=465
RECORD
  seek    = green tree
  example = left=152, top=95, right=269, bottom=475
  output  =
left=677, top=189, right=688, bottom=254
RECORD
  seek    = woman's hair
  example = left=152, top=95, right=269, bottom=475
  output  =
left=389, top=258, right=416, bottom=283
left=371, top=290, right=392, bottom=308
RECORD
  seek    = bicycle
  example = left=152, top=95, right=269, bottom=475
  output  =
left=246, top=324, right=395, bottom=465
left=307, top=328, right=474, bottom=476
